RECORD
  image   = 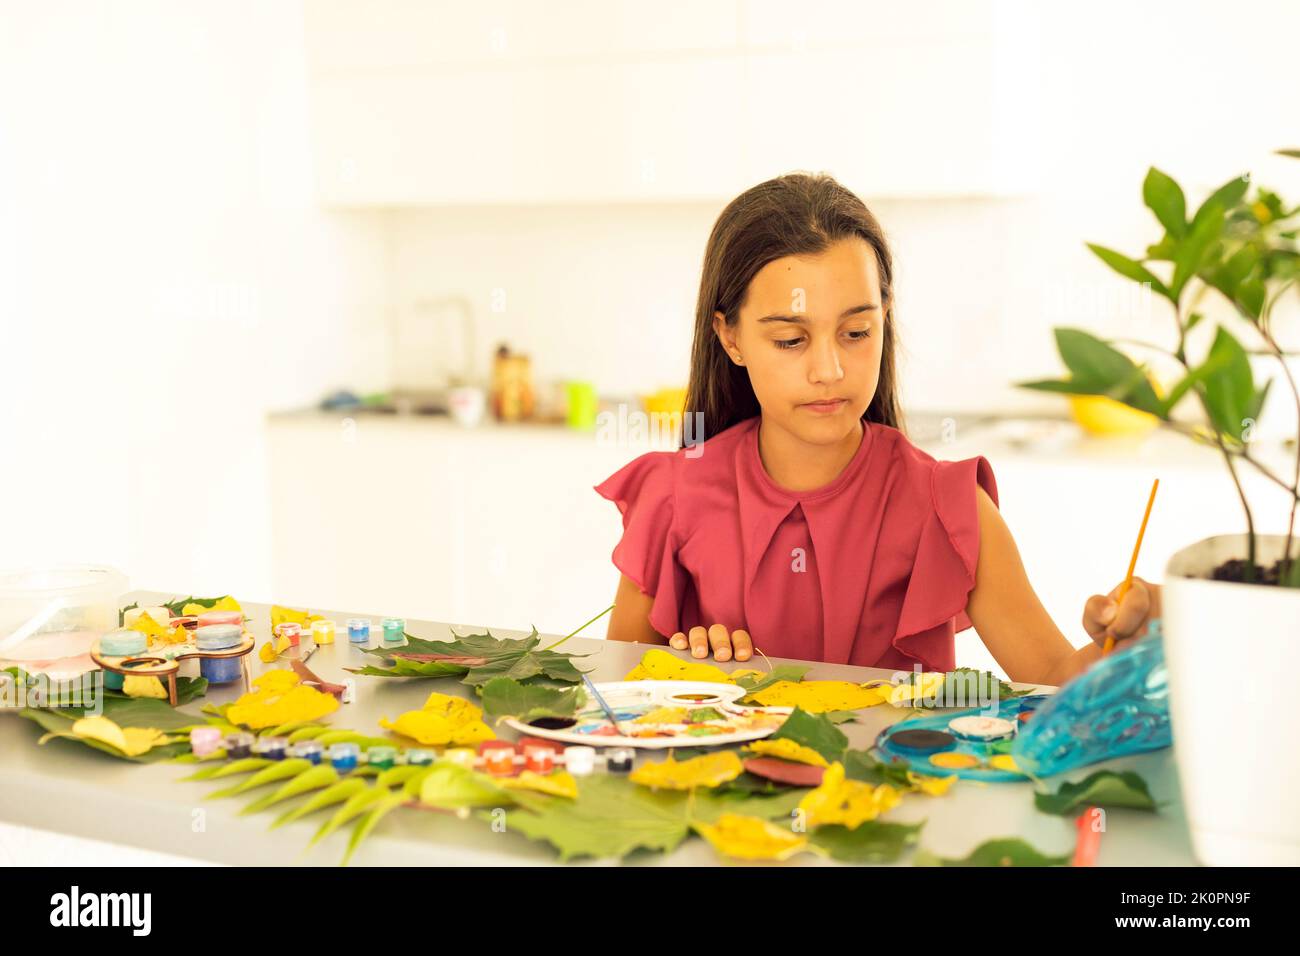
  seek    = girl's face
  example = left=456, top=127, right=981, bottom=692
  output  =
left=714, top=236, right=885, bottom=445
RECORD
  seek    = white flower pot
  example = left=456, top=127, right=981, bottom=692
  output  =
left=1164, top=534, right=1300, bottom=865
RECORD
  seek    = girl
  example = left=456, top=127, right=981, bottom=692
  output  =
left=595, top=173, right=1158, bottom=686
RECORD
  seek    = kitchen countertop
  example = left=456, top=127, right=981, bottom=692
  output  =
left=0, top=593, right=1197, bottom=866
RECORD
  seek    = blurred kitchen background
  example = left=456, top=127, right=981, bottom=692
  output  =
left=2, top=0, right=1299, bottom=678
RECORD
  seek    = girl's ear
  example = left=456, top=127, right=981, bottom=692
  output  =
left=712, top=310, right=739, bottom=358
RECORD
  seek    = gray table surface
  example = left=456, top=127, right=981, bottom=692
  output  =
left=0, top=592, right=1197, bottom=866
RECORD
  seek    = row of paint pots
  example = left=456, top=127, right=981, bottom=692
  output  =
left=271, top=617, right=407, bottom=648
left=190, top=727, right=636, bottom=776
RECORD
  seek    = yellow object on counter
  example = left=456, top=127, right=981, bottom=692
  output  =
left=1068, top=394, right=1159, bottom=436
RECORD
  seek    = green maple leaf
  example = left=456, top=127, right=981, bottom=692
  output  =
left=497, top=774, right=805, bottom=861
left=842, top=749, right=914, bottom=788
left=914, top=837, right=1071, bottom=867
left=348, top=627, right=590, bottom=687
left=734, top=663, right=810, bottom=696
left=810, top=820, right=925, bottom=863
left=768, top=708, right=848, bottom=763
left=479, top=677, right=583, bottom=722
left=1034, top=770, right=1158, bottom=815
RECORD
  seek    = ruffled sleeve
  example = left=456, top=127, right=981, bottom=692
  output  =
left=892, top=455, right=999, bottom=670
left=594, top=451, right=687, bottom=639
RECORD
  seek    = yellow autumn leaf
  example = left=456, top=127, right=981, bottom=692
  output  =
left=501, top=770, right=579, bottom=799
left=744, top=738, right=830, bottom=767
left=258, top=641, right=279, bottom=663
left=68, top=716, right=175, bottom=757
left=748, top=680, right=888, bottom=713
left=634, top=706, right=689, bottom=725
left=122, top=675, right=169, bottom=699
left=227, top=677, right=338, bottom=730
left=797, top=762, right=902, bottom=829
left=886, top=672, right=947, bottom=706
left=907, top=772, right=958, bottom=796
left=160, top=625, right=191, bottom=645
left=380, top=691, right=495, bottom=746
left=127, top=613, right=170, bottom=644
left=988, top=754, right=1025, bottom=774
left=694, top=813, right=808, bottom=861
left=182, top=596, right=241, bottom=616
left=629, top=751, right=744, bottom=790
left=271, top=604, right=323, bottom=631
left=623, top=647, right=734, bottom=684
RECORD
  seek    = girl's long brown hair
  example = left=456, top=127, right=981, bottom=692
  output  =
left=681, top=172, right=904, bottom=448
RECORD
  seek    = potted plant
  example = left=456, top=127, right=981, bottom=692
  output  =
left=1018, top=151, right=1300, bottom=865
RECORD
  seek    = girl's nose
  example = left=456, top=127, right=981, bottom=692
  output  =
left=808, top=339, right=845, bottom=384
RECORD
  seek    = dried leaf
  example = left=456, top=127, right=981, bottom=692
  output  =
left=797, top=762, right=902, bottom=829
left=226, top=671, right=339, bottom=730
left=746, top=680, right=888, bottom=713
left=741, top=757, right=825, bottom=788
left=207, top=759, right=313, bottom=798
left=271, top=778, right=369, bottom=830
left=768, top=708, right=848, bottom=763
left=744, top=738, right=829, bottom=767
left=479, top=677, right=583, bottom=722
left=629, top=751, right=744, bottom=791
left=379, top=690, right=495, bottom=746
left=501, top=770, right=579, bottom=799
left=56, top=716, right=177, bottom=757
left=240, top=765, right=339, bottom=815
left=418, top=762, right=513, bottom=811
left=352, top=627, right=589, bottom=687
left=693, top=813, right=808, bottom=861
left=623, top=648, right=734, bottom=683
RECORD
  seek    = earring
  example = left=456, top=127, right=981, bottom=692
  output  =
left=732, top=352, right=743, bottom=365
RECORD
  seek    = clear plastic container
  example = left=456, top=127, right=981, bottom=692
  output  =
left=0, top=565, right=128, bottom=679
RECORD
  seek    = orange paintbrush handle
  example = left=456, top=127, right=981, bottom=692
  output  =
left=1102, top=478, right=1159, bottom=657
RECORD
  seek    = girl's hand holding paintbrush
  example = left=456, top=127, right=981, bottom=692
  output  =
left=1081, top=575, right=1162, bottom=656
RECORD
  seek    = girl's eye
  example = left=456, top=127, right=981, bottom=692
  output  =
left=774, top=337, right=804, bottom=350
left=845, top=329, right=872, bottom=341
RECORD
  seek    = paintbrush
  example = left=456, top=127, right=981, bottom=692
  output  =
left=581, top=672, right=631, bottom=738
left=1103, top=477, right=1159, bottom=656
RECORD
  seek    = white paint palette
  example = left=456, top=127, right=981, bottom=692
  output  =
left=501, top=680, right=793, bottom=750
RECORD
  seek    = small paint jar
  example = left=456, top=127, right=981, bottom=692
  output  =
left=195, top=624, right=244, bottom=684
left=563, top=745, right=596, bottom=776
left=366, top=745, right=397, bottom=770
left=310, top=619, right=336, bottom=646
left=479, top=741, right=517, bottom=776
left=407, top=748, right=436, bottom=767
left=606, top=748, right=635, bottom=773
left=381, top=617, right=405, bottom=644
left=275, top=622, right=302, bottom=647
left=189, top=726, right=223, bottom=758
left=522, top=741, right=560, bottom=774
left=100, top=629, right=147, bottom=691
left=289, top=740, right=324, bottom=765
left=442, top=748, right=476, bottom=769
left=197, top=610, right=243, bottom=628
left=255, top=736, right=288, bottom=761
left=347, top=618, right=371, bottom=644
left=224, top=732, right=255, bottom=759
left=329, top=742, right=360, bottom=772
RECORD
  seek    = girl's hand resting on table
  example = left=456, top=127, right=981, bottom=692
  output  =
left=669, top=624, right=753, bottom=662
left=1082, top=576, right=1162, bottom=655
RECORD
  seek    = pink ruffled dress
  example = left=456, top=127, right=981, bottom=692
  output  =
left=594, top=415, right=999, bottom=670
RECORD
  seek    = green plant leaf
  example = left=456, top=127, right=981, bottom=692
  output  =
left=1192, top=174, right=1251, bottom=229
left=1201, top=326, right=1259, bottom=440
left=824, top=710, right=859, bottom=725
left=1034, top=770, right=1157, bottom=815
left=180, top=757, right=272, bottom=782
left=240, top=765, right=339, bottom=815
left=309, top=785, right=394, bottom=848
left=341, top=792, right=407, bottom=867
left=479, top=676, right=583, bottom=721
left=914, top=837, right=1071, bottom=867
left=271, top=778, right=369, bottom=830
left=1143, top=167, right=1186, bottom=238
left=768, top=708, right=848, bottom=763
left=418, top=762, right=513, bottom=811
left=734, top=664, right=810, bottom=695
left=349, top=627, right=590, bottom=687
left=207, top=759, right=313, bottom=798
left=1086, top=243, right=1172, bottom=301
left=842, top=750, right=914, bottom=788
left=810, top=820, right=925, bottom=863
left=499, top=774, right=804, bottom=861
left=1171, top=200, right=1225, bottom=298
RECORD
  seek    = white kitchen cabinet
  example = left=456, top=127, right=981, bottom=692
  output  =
left=303, top=0, right=1022, bottom=205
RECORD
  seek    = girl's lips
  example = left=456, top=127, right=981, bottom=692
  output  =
left=800, top=398, right=848, bottom=414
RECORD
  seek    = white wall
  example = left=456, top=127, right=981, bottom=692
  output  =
left=0, top=0, right=390, bottom=598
